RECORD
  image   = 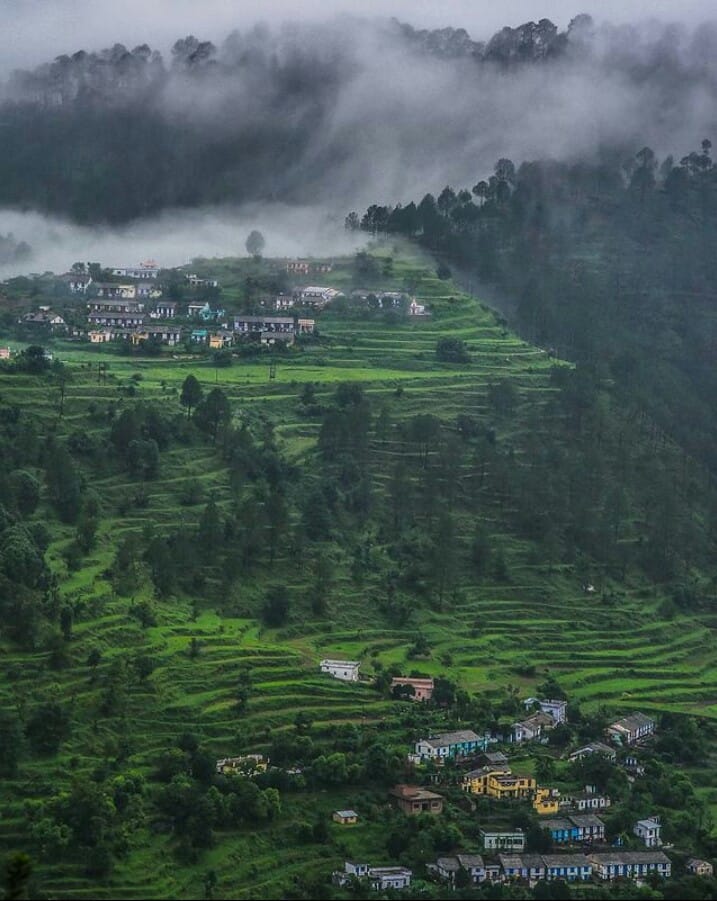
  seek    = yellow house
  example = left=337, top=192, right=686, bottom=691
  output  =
left=88, top=330, right=112, bottom=343
left=462, top=766, right=511, bottom=794
left=533, top=787, right=561, bottom=815
left=209, top=334, right=224, bottom=349
left=462, top=767, right=536, bottom=800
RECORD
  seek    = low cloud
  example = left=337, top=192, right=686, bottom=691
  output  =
left=2, top=6, right=717, bottom=275
left=0, top=204, right=363, bottom=279
left=3, top=1, right=716, bottom=74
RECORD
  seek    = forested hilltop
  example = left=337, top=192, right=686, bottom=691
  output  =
left=2, top=14, right=717, bottom=221
left=351, top=140, right=717, bottom=500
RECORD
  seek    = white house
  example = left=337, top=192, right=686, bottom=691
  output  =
left=489, top=853, right=593, bottom=883
left=633, top=816, right=662, bottom=848
left=588, top=851, right=671, bottom=881
left=333, top=862, right=412, bottom=891
left=542, top=854, right=593, bottom=882
left=606, top=712, right=656, bottom=745
left=368, top=867, right=412, bottom=891
left=135, top=283, right=163, bottom=299
left=186, top=273, right=219, bottom=288
left=334, top=861, right=369, bottom=885
left=150, top=301, right=178, bottom=320
left=413, top=730, right=485, bottom=760
left=319, top=659, right=360, bottom=682
left=22, top=310, right=66, bottom=330
left=499, top=854, right=546, bottom=883
left=511, top=711, right=555, bottom=743
left=215, top=754, right=267, bottom=776
left=687, top=858, right=714, bottom=877
left=432, top=855, right=485, bottom=884
left=523, top=697, right=568, bottom=724
left=295, top=286, right=341, bottom=308
left=569, top=742, right=617, bottom=763
left=480, top=829, right=525, bottom=852
left=286, top=260, right=310, bottom=274
left=112, top=262, right=160, bottom=279
left=63, top=273, right=93, bottom=293
left=564, top=786, right=612, bottom=812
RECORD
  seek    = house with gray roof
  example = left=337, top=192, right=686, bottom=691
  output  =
left=606, top=712, right=656, bottom=745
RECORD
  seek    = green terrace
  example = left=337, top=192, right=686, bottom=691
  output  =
left=1, top=249, right=715, bottom=898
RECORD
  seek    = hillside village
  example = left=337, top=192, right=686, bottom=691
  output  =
left=198, top=659, right=707, bottom=893
left=2, top=256, right=429, bottom=357
left=0, top=246, right=716, bottom=900
left=221, top=684, right=706, bottom=895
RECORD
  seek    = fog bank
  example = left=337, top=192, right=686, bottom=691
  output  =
left=0, top=205, right=363, bottom=279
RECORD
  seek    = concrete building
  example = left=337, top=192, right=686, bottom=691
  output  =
left=687, top=858, right=714, bottom=877
left=390, top=784, right=444, bottom=816
left=634, top=816, right=663, bottom=848
left=431, top=854, right=486, bottom=885
left=523, top=697, right=568, bottom=724
left=414, top=730, right=485, bottom=761
left=390, top=677, right=434, bottom=701
left=606, top=712, right=656, bottom=745
left=333, top=809, right=359, bottom=825
left=319, top=659, right=360, bottom=682
left=112, top=262, right=160, bottom=279
left=588, top=851, right=671, bottom=881
left=480, top=830, right=525, bottom=852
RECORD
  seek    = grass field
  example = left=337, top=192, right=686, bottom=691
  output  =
left=1, top=246, right=716, bottom=898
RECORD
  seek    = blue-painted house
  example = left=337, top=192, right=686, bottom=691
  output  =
left=414, top=730, right=487, bottom=761
left=542, top=815, right=605, bottom=844
left=499, top=854, right=546, bottom=882
left=542, top=854, right=593, bottom=881
left=498, top=854, right=593, bottom=883
left=542, top=818, right=580, bottom=844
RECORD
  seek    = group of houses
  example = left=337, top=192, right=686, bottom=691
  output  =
left=407, top=696, right=568, bottom=766
left=286, top=259, right=334, bottom=276
left=341, top=784, right=679, bottom=890
left=333, top=861, right=413, bottom=892
left=350, top=289, right=430, bottom=316
left=332, top=847, right=677, bottom=893
left=429, top=849, right=673, bottom=886
left=83, top=281, right=318, bottom=347
left=27, top=299, right=318, bottom=351
left=317, top=664, right=658, bottom=773
left=320, top=663, right=440, bottom=705
left=511, top=698, right=567, bottom=743
left=63, top=260, right=162, bottom=297
left=316, top=655, right=657, bottom=760
left=18, top=256, right=432, bottom=349
left=215, top=754, right=268, bottom=776
left=21, top=307, right=68, bottom=332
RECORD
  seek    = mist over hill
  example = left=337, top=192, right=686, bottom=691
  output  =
left=1, top=13, right=717, bottom=224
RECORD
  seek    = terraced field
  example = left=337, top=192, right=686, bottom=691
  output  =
left=1, top=248, right=716, bottom=898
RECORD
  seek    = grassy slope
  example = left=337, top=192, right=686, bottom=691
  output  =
left=1, top=246, right=716, bottom=898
